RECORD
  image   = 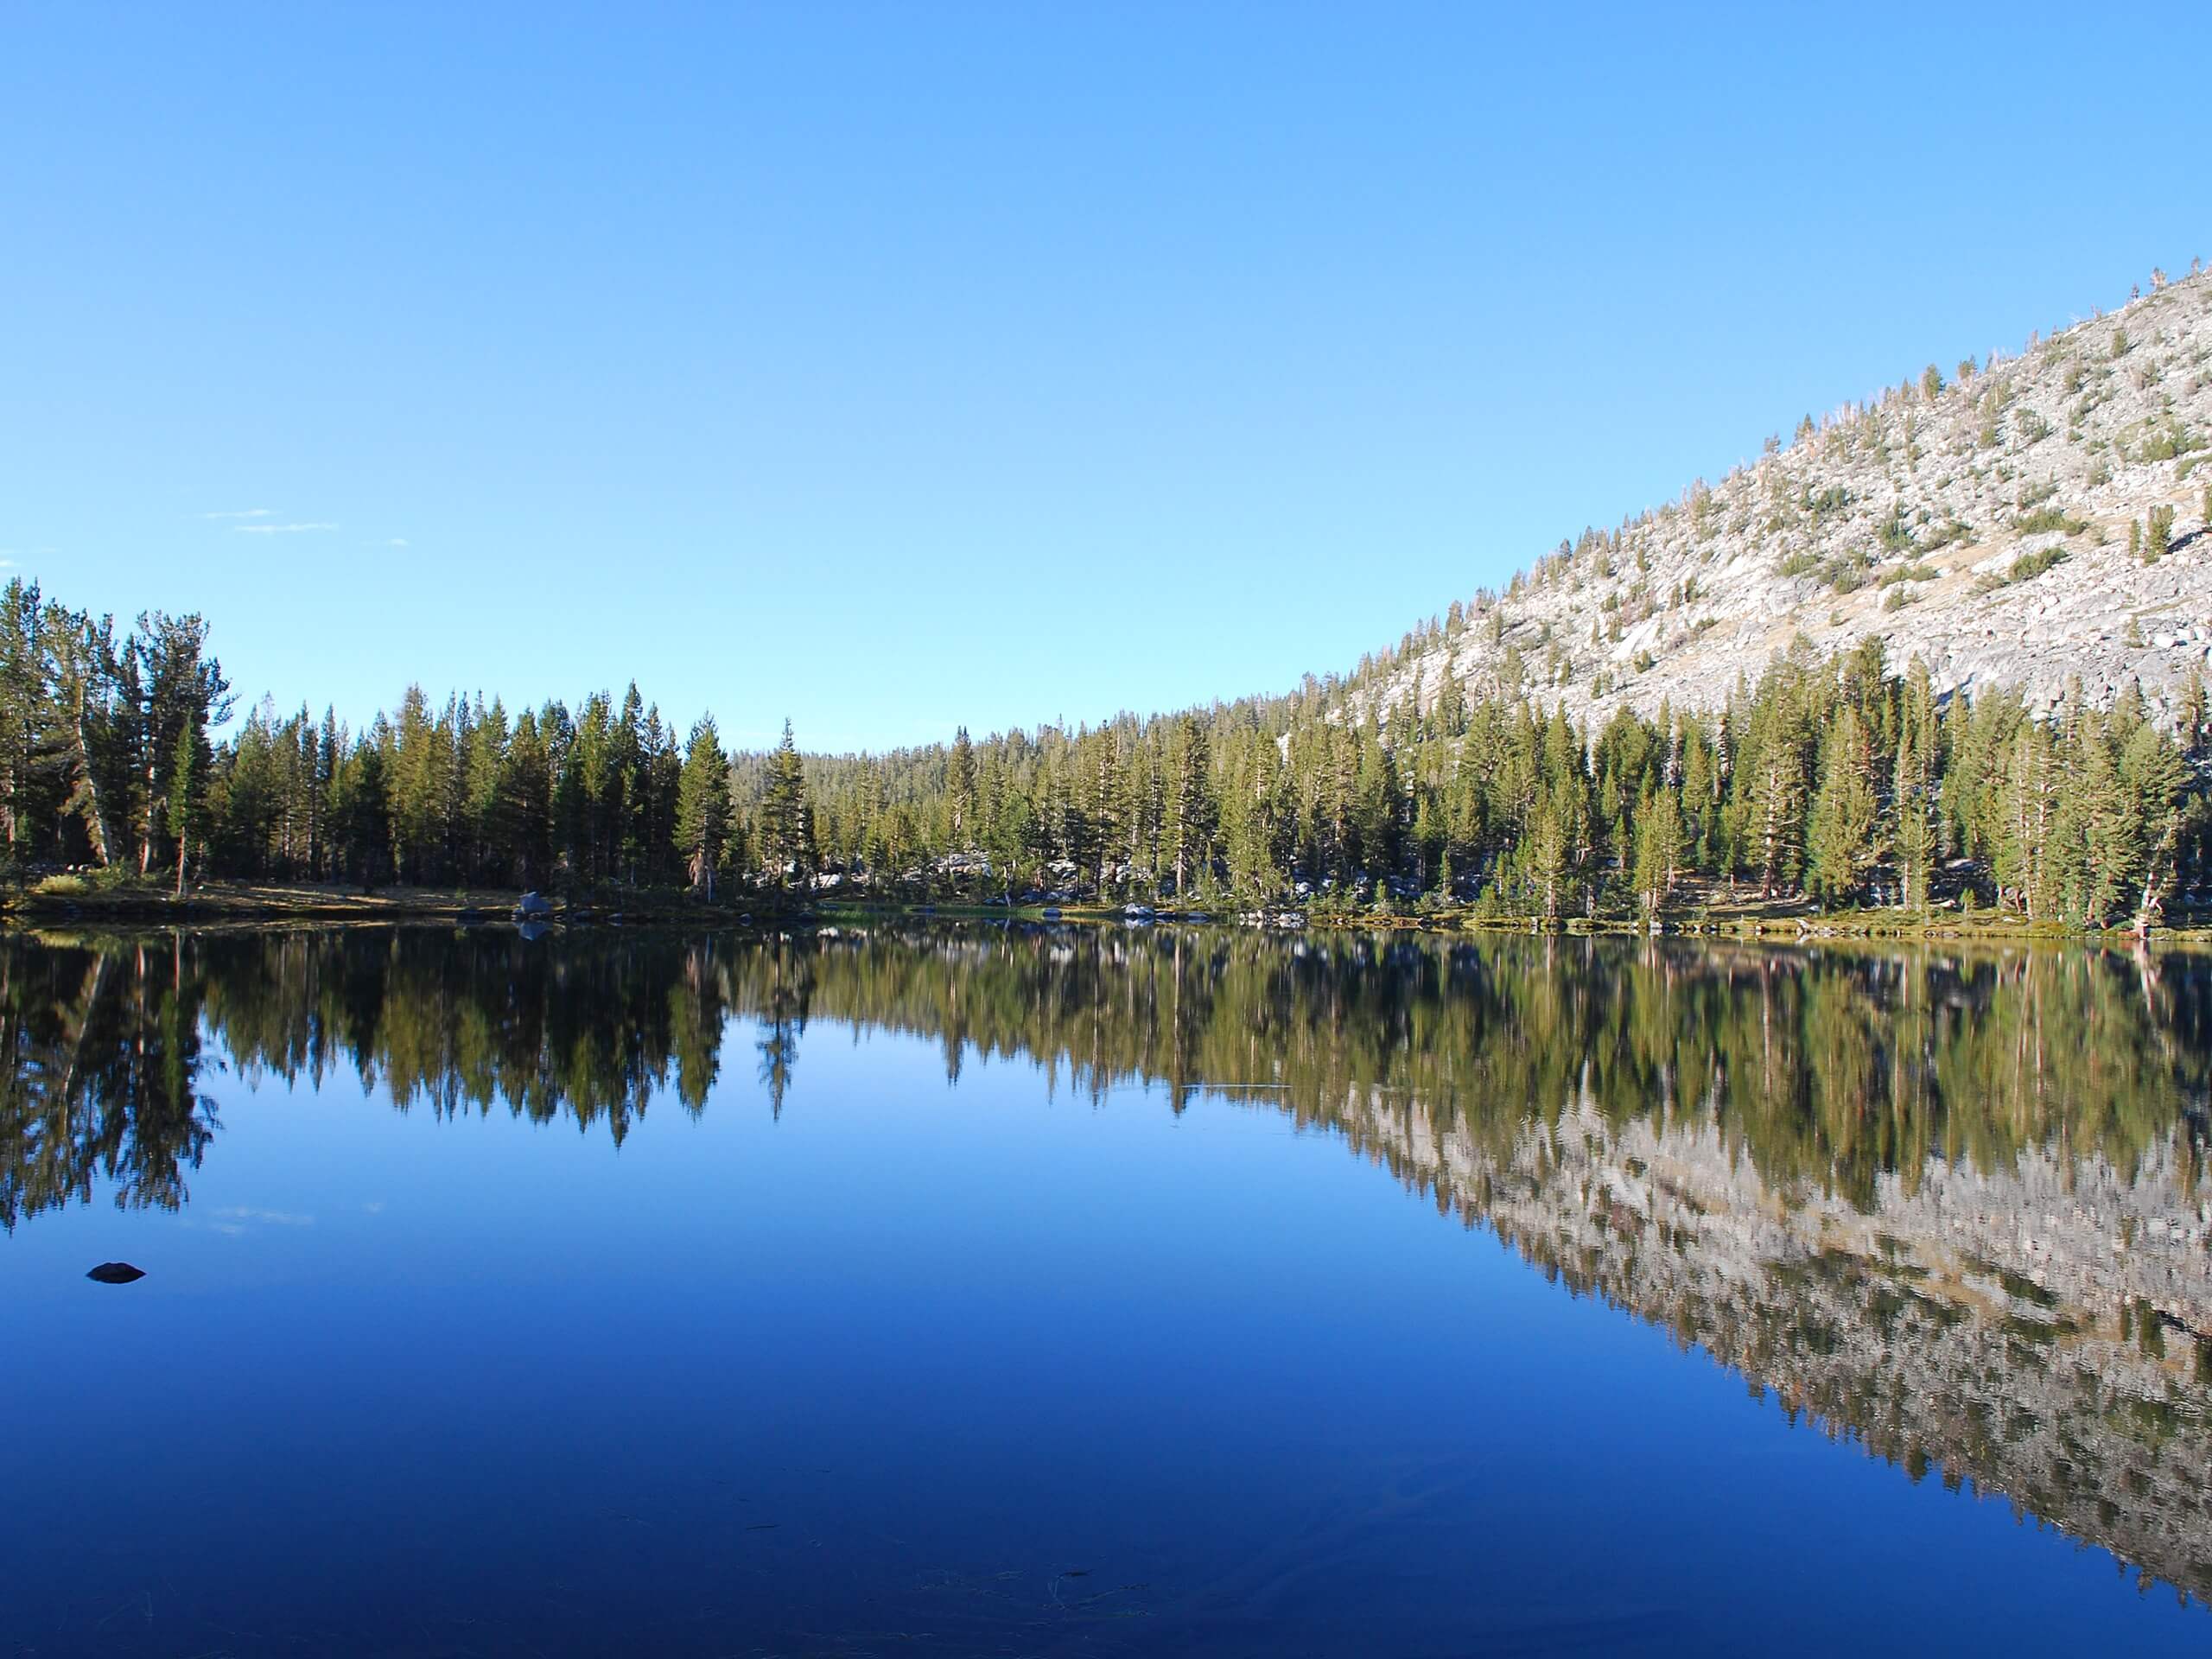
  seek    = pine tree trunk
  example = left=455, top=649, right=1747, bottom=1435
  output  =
left=2135, top=848, right=2167, bottom=937
left=73, top=707, right=115, bottom=867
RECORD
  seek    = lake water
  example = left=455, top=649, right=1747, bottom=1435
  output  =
left=3, top=923, right=2209, bottom=1656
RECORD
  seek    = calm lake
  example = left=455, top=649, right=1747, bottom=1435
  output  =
left=3, top=924, right=2209, bottom=1656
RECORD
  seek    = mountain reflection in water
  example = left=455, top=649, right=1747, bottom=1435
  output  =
left=5, top=921, right=2210, bottom=1620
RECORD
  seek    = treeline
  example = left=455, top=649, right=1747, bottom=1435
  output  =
left=9, top=925, right=2207, bottom=1230
left=8, top=577, right=2209, bottom=926
left=0, top=579, right=801, bottom=895
left=810, top=639, right=2210, bottom=929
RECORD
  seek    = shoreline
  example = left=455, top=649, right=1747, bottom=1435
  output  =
left=7, top=878, right=2204, bottom=947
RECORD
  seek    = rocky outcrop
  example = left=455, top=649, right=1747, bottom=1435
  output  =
left=1363, top=269, right=2212, bottom=727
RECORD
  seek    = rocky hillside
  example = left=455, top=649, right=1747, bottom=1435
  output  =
left=1367, top=264, right=2212, bottom=728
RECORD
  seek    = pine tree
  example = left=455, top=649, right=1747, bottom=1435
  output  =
left=498, top=710, right=554, bottom=886
left=757, top=721, right=815, bottom=889
left=1525, top=795, right=1572, bottom=919
left=463, top=698, right=510, bottom=883
left=2181, top=669, right=2208, bottom=761
left=2147, top=504, right=2174, bottom=564
left=2056, top=720, right=2136, bottom=925
left=1994, top=721, right=2058, bottom=918
left=169, top=718, right=206, bottom=896
left=2119, top=716, right=2188, bottom=931
left=389, top=685, right=444, bottom=885
left=948, top=726, right=977, bottom=849
left=1631, top=782, right=1683, bottom=917
left=1165, top=714, right=1215, bottom=898
left=51, top=609, right=127, bottom=867
left=674, top=715, right=731, bottom=898
left=1737, top=680, right=1810, bottom=898
left=1807, top=706, right=1878, bottom=906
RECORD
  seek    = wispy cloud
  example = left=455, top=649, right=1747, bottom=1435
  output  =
left=360, top=537, right=410, bottom=549
left=236, top=521, right=336, bottom=536
left=202, top=507, right=272, bottom=521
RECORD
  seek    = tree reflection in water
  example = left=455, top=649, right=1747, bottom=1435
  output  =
left=4, top=921, right=2211, bottom=1599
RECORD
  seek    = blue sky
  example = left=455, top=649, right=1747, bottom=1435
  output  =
left=4, top=3, right=2205, bottom=753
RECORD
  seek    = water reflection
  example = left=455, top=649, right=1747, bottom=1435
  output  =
left=0, top=936, right=219, bottom=1229
left=6, top=922, right=2211, bottom=1601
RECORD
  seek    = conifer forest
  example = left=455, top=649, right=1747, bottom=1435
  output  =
left=11, top=575, right=2208, bottom=930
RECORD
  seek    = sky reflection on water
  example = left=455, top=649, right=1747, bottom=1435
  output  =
left=2, top=925, right=2207, bottom=1656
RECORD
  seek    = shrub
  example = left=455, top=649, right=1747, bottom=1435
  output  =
left=2147, top=504, right=2174, bottom=563
left=2008, top=547, right=2069, bottom=582
left=2015, top=506, right=2087, bottom=536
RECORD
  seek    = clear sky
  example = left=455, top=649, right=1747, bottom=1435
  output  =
left=4, top=3, right=2205, bottom=753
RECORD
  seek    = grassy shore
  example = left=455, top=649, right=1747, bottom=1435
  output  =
left=5, top=876, right=748, bottom=926
left=8, top=874, right=2201, bottom=946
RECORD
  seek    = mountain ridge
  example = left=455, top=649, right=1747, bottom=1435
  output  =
left=1351, top=262, right=2212, bottom=730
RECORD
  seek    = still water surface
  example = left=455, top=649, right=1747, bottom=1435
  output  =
left=3, top=924, right=2209, bottom=1656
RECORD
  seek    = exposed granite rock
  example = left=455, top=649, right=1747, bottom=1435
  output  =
left=1363, top=270, right=2212, bottom=728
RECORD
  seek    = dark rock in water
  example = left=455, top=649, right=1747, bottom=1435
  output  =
left=86, top=1262, right=145, bottom=1284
